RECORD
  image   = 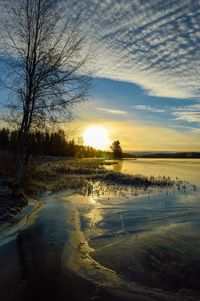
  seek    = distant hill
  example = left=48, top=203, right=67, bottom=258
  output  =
left=122, top=152, right=136, bottom=158
left=137, top=152, right=200, bottom=159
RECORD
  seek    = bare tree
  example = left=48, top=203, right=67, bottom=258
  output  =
left=0, top=0, right=91, bottom=191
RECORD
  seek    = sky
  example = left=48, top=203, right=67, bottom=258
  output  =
left=1, top=0, right=200, bottom=152
left=65, top=0, right=200, bottom=152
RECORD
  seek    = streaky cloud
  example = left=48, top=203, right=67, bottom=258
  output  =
left=96, top=107, right=127, bottom=114
left=132, top=105, right=166, bottom=113
left=61, top=0, right=200, bottom=99
left=171, top=103, right=200, bottom=123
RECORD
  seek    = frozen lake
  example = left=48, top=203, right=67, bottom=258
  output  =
left=0, top=159, right=199, bottom=301
left=83, top=159, right=200, bottom=298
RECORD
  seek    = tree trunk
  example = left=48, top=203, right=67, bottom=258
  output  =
left=14, top=153, right=24, bottom=195
left=13, top=126, right=27, bottom=194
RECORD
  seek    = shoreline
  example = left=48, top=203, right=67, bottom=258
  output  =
left=0, top=194, right=43, bottom=246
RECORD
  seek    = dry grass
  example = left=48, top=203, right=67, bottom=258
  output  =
left=21, top=157, right=186, bottom=197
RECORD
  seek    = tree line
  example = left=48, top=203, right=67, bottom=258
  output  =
left=0, top=128, right=113, bottom=158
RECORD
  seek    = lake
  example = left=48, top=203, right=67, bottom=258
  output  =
left=106, top=158, right=200, bottom=186
left=0, top=159, right=200, bottom=301
left=84, top=159, right=200, bottom=298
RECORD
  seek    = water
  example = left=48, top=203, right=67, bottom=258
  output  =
left=0, top=159, right=200, bottom=301
left=106, top=158, right=200, bottom=186
left=0, top=192, right=93, bottom=301
left=89, top=192, right=200, bottom=290
left=86, top=159, right=200, bottom=297
left=80, top=159, right=200, bottom=298
left=0, top=192, right=127, bottom=301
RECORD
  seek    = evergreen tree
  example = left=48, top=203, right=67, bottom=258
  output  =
left=111, top=140, right=123, bottom=159
left=0, top=128, right=9, bottom=147
left=0, top=128, right=113, bottom=159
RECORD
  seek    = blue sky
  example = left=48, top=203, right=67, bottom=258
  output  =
left=89, top=77, right=199, bottom=129
left=0, top=0, right=200, bottom=151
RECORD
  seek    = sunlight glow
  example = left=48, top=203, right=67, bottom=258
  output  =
left=83, top=126, right=111, bottom=150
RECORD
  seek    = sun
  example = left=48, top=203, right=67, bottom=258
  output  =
left=83, top=126, right=111, bottom=150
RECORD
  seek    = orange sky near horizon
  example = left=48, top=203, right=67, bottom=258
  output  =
left=67, top=118, right=200, bottom=152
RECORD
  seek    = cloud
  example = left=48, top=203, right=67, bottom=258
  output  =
left=96, top=107, right=127, bottom=114
left=1, top=1, right=200, bottom=99
left=60, top=0, right=200, bottom=99
left=171, top=103, right=200, bottom=123
left=172, top=112, right=200, bottom=123
left=132, top=105, right=165, bottom=113
left=170, top=124, right=200, bottom=132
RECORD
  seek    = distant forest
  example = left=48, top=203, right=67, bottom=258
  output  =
left=1, top=128, right=198, bottom=159
left=139, top=152, right=200, bottom=159
left=0, top=128, right=136, bottom=159
left=0, top=128, right=114, bottom=158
